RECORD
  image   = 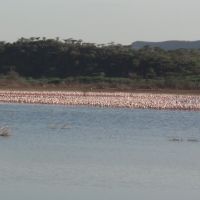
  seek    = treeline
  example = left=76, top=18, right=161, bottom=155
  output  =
left=0, top=37, right=200, bottom=89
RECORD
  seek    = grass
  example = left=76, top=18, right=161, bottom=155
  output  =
left=0, top=75, right=199, bottom=94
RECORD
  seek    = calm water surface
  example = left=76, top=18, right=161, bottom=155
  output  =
left=0, top=104, right=200, bottom=200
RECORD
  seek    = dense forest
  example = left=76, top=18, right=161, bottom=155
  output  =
left=0, top=37, right=200, bottom=90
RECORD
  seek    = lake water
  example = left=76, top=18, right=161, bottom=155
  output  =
left=0, top=103, right=200, bottom=200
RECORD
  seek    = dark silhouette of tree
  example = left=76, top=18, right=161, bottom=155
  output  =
left=0, top=37, right=199, bottom=89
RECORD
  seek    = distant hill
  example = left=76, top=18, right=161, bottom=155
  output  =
left=132, top=40, right=200, bottom=50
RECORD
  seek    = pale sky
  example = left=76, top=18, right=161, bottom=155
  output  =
left=0, top=0, right=200, bottom=44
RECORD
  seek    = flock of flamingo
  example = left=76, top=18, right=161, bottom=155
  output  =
left=0, top=90, right=199, bottom=111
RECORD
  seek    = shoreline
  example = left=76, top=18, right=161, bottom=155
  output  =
left=0, top=90, right=199, bottom=111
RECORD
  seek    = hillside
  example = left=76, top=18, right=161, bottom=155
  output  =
left=132, top=40, right=200, bottom=50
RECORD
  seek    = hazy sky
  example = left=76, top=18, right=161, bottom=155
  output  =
left=0, top=0, right=200, bottom=44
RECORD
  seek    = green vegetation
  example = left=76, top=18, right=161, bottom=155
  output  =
left=0, top=38, right=200, bottom=90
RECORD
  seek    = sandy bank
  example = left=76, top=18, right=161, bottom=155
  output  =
left=0, top=90, right=199, bottom=111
